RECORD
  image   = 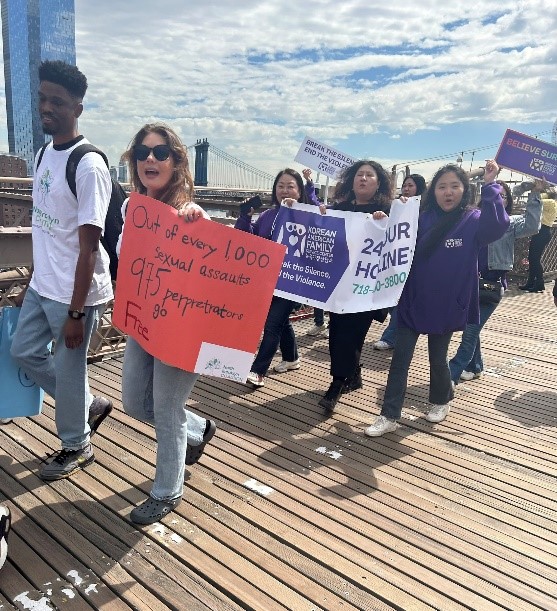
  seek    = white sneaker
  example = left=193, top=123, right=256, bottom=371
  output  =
left=426, top=403, right=450, bottom=423
left=0, top=504, right=10, bottom=571
left=246, top=371, right=265, bottom=387
left=373, top=340, right=393, bottom=351
left=460, top=371, right=481, bottom=381
left=307, top=324, right=327, bottom=336
left=273, top=359, right=300, bottom=373
left=364, top=415, right=398, bottom=437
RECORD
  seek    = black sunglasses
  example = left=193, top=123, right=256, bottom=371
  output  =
left=133, top=144, right=172, bottom=162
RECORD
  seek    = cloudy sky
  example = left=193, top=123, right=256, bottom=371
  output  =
left=2, top=0, right=556, bottom=186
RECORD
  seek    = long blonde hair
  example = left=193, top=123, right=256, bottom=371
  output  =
left=123, top=123, right=194, bottom=209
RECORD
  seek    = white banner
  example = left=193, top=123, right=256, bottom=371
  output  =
left=271, top=198, right=420, bottom=313
left=294, top=135, right=357, bottom=180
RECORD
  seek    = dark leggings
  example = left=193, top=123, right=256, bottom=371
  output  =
left=527, top=224, right=551, bottom=284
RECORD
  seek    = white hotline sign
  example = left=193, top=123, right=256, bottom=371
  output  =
left=294, top=135, right=356, bottom=180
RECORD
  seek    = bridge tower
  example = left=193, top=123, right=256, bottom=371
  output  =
left=194, top=138, right=209, bottom=186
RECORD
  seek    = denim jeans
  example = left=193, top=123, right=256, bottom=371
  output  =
left=10, top=286, right=105, bottom=450
left=449, top=300, right=499, bottom=381
left=379, top=306, right=397, bottom=346
left=252, top=296, right=298, bottom=375
left=122, top=337, right=205, bottom=500
left=313, top=308, right=325, bottom=326
left=381, top=326, right=454, bottom=421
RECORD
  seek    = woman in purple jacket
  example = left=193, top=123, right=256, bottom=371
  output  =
left=235, top=168, right=308, bottom=388
left=364, top=160, right=509, bottom=437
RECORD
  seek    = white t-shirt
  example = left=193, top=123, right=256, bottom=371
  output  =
left=30, top=137, right=114, bottom=305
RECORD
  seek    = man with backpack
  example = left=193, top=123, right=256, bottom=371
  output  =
left=11, top=60, right=114, bottom=480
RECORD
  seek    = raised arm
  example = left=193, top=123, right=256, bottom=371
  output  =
left=476, top=160, right=510, bottom=246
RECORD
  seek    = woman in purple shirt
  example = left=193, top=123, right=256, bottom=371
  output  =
left=364, top=160, right=509, bottom=437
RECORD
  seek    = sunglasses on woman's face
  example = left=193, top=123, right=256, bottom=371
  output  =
left=133, top=144, right=171, bottom=162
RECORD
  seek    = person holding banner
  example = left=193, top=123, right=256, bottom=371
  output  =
left=118, top=123, right=216, bottom=525
left=319, top=160, right=393, bottom=412
left=373, top=173, right=427, bottom=351
left=365, top=161, right=509, bottom=436
left=449, top=179, right=543, bottom=384
left=235, top=169, right=309, bottom=388
left=518, top=185, right=557, bottom=292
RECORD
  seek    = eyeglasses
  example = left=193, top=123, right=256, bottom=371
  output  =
left=133, top=144, right=172, bottom=162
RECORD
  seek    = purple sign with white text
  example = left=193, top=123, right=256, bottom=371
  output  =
left=273, top=206, right=349, bottom=302
left=495, top=129, right=557, bottom=184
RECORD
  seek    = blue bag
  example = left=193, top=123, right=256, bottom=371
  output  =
left=0, top=307, right=44, bottom=418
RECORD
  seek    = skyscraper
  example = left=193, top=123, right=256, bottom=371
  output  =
left=1, top=0, right=75, bottom=174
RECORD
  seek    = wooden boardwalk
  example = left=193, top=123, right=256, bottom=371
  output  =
left=1, top=286, right=556, bottom=610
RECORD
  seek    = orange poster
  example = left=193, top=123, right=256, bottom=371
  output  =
left=113, top=193, right=285, bottom=380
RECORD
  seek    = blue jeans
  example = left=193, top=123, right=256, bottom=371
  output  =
left=252, top=296, right=298, bottom=375
left=449, top=301, right=499, bottom=382
left=122, top=337, right=205, bottom=500
left=313, top=308, right=325, bottom=326
left=10, top=287, right=105, bottom=450
left=379, top=307, right=397, bottom=346
left=381, top=326, right=454, bottom=421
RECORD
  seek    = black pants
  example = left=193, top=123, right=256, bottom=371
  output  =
left=328, top=310, right=376, bottom=379
left=527, top=224, right=551, bottom=285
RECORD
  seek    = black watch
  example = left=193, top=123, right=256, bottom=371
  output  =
left=68, top=309, right=85, bottom=320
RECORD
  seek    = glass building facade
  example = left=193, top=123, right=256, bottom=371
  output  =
left=1, top=0, right=75, bottom=174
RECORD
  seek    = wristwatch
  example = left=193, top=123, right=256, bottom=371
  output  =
left=68, top=309, right=85, bottom=320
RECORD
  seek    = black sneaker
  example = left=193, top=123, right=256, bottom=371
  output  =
left=185, top=420, right=216, bottom=466
left=87, top=397, right=113, bottom=436
left=0, top=505, right=10, bottom=570
left=39, top=445, right=95, bottom=481
left=318, top=379, right=345, bottom=412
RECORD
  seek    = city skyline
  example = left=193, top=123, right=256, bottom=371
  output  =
left=1, top=0, right=75, bottom=173
left=0, top=1, right=555, bottom=183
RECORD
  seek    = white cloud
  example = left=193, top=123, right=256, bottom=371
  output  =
left=1, top=0, right=556, bottom=183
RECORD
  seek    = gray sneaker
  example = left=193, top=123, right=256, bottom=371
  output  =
left=39, top=444, right=95, bottom=481
left=426, top=403, right=451, bottom=423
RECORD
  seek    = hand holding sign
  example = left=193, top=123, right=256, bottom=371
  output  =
left=113, top=193, right=285, bottom=380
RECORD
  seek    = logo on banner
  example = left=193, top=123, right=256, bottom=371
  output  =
left=273, top=207, right=349, bottom=302
left=277, top=222, right=307, bottom=257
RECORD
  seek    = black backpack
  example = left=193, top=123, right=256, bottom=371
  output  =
left=36, top=142, right=126, bottom=280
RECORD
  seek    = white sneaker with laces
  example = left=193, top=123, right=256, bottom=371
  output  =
left=426, top=403, right=450, bottom=423
left=373, top=340, right=393, bottom=351
left=307, top=324, right=327, bottom=336
left=460, top=371, right=481, bottom=381
left=246, top=371, right=265, bottom=387
left=273, top=359, right=300, bottom=373
left=364, top=415, right=398, bottom=437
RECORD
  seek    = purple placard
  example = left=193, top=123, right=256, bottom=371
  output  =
left=495, top=129, right=557, bottom=184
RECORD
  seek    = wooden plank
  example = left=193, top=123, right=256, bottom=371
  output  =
left=1, top=286, right=556, bottom=610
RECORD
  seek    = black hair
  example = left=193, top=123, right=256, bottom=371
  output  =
left=496, top=180, right=513, bottom=214
left=334, top=159, right=392, bottom=209
left=403, top=173, right=427, bottom=196
left=39, top=60, right=87, bottom=99
left=271, top=168, right=308, bottom=206
left=416, top=164, right=473, bottom=259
